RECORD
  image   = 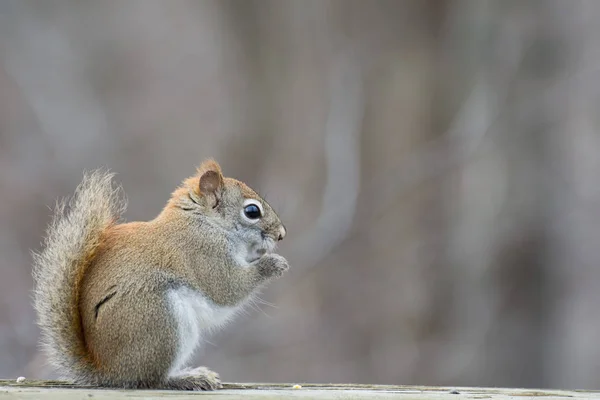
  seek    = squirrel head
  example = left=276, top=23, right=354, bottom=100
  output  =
left=166, top=159, right=286, bottom=261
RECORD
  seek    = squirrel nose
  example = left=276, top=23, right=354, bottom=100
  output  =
left=277, top=225, right=286, bottom=241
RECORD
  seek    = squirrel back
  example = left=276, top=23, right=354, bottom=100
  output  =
left=32, top=170, right=126, bottom=382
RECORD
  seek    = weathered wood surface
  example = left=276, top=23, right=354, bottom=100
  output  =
left=0, top=380, right=598, bottom=399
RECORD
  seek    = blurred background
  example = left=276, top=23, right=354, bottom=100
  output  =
left=0, top=0, right=599, bottom=390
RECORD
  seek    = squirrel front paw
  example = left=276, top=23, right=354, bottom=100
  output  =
left=256, top=254, right=289, bottom=279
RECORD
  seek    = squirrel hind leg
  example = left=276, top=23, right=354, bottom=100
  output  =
left=83, top=282, right=180, bottom=389
left=163, top=366, right=222, bottom=391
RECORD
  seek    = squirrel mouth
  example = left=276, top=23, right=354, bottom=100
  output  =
left=245, top=237, right=276, bottom=264
left=246, top=247, right=267, bottom=264
left=247, top=247, right=269, bottom=263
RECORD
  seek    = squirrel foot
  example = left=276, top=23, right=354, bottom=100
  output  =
left=165, top=366, right=222, bottom=391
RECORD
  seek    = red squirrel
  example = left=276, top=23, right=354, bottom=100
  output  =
left=32, top=159, right=289, bottom=390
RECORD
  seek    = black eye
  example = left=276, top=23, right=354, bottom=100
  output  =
left=244, top=204, right=262, bottom=219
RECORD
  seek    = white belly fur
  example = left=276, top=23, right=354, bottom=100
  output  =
left=166, top=286, right=238, bottom=376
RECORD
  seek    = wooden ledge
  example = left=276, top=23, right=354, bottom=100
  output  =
left=0, top=380, right=598, bottom=399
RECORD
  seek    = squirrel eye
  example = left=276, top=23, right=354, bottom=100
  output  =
left=244, top=204, right=262, bottom=219
left=241, top=199, right=264, bottom=223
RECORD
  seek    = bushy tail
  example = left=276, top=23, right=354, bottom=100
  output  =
left=32, top=169, right=126, bottom=382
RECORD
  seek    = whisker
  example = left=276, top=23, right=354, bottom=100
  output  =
left=253, top=297, right=278, bottom=309
left=248, top=297, right=272, bottom=318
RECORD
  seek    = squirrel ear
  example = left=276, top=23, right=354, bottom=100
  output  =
left=197, top=159, right=224, bottom=206
left=199, top=170, right=222, bottom=194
